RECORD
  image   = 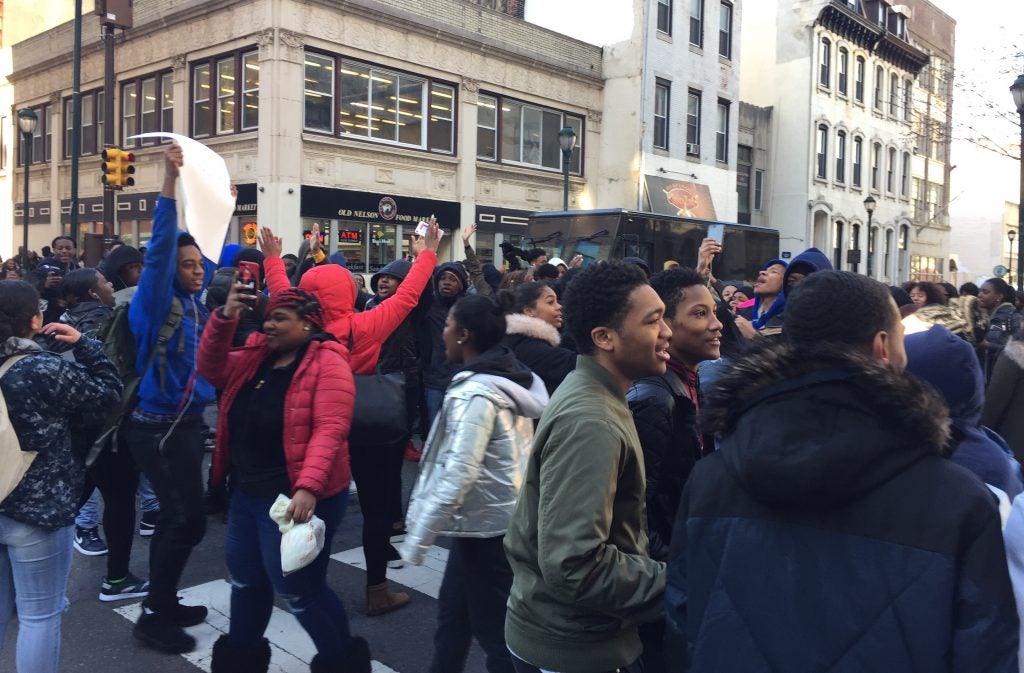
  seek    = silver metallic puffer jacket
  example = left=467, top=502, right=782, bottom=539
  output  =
left=400, top=370, right=548, bottom=565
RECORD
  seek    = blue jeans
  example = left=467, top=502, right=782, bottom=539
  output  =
left=225, top=489, right=353, bottom=659
left=138, top=475, right=159, bottom=513
left=0, top=517, right=74, bottom=673
left=425, top=386, right=445, bottom=435
left=75, top=489, right=102, bottom=530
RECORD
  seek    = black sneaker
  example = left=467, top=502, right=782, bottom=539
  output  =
left=99, top=573, right=150, bottom=602
left=170, top=601, right=208, bottom=627
left=133, top=609, right=196, bottom=654
left=139, top=511, right=158, bottom=537
left=73, top=526, right=108, bottom=556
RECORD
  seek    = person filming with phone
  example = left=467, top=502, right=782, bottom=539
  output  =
left=197, top=277, right=372, bottom=671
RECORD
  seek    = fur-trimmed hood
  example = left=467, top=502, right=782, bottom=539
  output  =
left=1003, top=339, right=1024, bottom=369
left=702, top=340, right=951, bottom=509
left=504, top=313, right=562, bottom=347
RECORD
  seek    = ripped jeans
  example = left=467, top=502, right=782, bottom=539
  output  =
left=224, top=489, right=351, bottom=659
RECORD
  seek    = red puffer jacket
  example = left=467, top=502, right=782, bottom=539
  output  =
left=197, top=309, right=355, bottom=498
left=264, top=249, right=436, bottom=374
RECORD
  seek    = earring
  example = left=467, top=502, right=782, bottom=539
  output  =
left=303, top=326, right=311, bottom=331
left=456, top=340, right=463, bottom=344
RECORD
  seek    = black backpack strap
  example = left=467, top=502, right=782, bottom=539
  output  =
left=156, top=298, right=185, bottom=394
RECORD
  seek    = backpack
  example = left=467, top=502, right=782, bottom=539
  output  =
left=0, top=355, right=35, bottom=503
left=86, top=298, right=184, bottom=466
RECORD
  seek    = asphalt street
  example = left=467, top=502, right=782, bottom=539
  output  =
left=1, top=451, right=488, bottom=672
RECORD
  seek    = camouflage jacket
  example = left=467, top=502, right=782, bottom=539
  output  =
left=0, top=336, right=121, bottom=530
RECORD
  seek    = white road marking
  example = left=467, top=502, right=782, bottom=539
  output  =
left=113, top=580, right=398, bottom=672
left=331, top=545, right=448, bottom=599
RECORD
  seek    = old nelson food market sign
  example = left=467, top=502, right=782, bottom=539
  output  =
left=301, top=186, right=461, bottom=230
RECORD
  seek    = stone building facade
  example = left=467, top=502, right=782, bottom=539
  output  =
left=740, top=0, right=938, bottom=284
left=8, top=0, right=603, bottom=270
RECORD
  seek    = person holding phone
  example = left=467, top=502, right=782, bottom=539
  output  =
left=199, top=283, right=370, bottom=673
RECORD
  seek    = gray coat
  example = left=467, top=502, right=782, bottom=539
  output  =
left=400, top=370, right=548, bottom=564
left=983, top=339, right=1024, bottom=465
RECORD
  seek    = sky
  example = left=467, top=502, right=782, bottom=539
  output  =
left=526, top=0, right=1024, bottom=220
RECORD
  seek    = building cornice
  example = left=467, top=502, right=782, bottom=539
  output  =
left=816, top=1, right=929, bottom=74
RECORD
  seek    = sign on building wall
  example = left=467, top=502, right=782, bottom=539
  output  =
left=644, top=176, right=718, bottom=220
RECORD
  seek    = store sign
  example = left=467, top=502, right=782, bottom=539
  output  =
left=233, top=184, right=257, bottom=216
left=338, top=230, right=362, bottom=243
left=242, top=222, right=258, bottom=245
left=644, top=175, right=718, bottom=220
left=302, top=186, right=460, bottom=230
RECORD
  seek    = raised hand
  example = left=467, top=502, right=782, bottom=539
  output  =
left=259, top=227, right=282, bottom=258
left=309, top=222, right=322, bottom=254
left=462, top=223, right=478, bottom=245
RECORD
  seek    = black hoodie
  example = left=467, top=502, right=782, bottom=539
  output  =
left=457, top=345, right=534, bottom=389
left=420, top=262, right=469, bottom=389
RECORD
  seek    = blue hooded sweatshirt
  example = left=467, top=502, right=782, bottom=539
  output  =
left=905, top=325, right=1023, bottom=500
left=128, top=196, right=216, bottom=416
left=752, top=258, right=788, bottom=331
left=783, top=247, right=832, bottom=289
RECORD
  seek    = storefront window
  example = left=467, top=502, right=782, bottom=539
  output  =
left=475, top=231, right=495, bottom=264
left=368, top=225, right=398, bottom=272
left=138, top=219, right=153, bottom=247
left=119, top=219, right=135, bottom=247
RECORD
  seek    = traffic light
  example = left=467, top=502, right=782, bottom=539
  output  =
left=101, top=147, right=136, bottom=189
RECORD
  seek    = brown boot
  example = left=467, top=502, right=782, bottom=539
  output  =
left=366, top=582, right=410, bottom=616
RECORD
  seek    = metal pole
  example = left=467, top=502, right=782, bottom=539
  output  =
left=561, top=151, right=569, bottom=211
left=21, top=133, right=30, bottom=271
left=69, top=0, right=82, bottom=245
left=102, top=21, right=115, bottom=240
left=1018, top=110, right=1024, bottom=292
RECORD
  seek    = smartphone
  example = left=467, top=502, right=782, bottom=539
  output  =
left=238, top=260, right=261, bottom=304
left=708, top=224, right=725, bottom=244
left=415, top=220, right=430, bottom=237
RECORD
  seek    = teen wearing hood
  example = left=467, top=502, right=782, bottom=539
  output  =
left=904, top=324, right=1023, bottom=502
left=401, top=294, right=548, bottom=673
left=421, top=261, right=470, bottom=424
left=123, top=144, right=218, bottom=654
left=100, top=244, right=144, bottom=302
left=500, top=281, right=576, bottom=396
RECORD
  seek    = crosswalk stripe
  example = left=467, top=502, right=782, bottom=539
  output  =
left=330, top=545, right=449, bottom=599
left=112, top=580, right=399, bottom=672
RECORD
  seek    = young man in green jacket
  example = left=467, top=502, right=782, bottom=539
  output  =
left=504, top=261, right=671, bottom=673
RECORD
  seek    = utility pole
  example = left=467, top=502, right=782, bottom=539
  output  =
left=102, top=21, right=115, bottom=240
left=69, top=0, right=82, bottom=245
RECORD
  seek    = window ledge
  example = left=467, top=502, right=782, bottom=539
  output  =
left=718, top=54, right=732, bottom=66
left=817, top=83, right=831, bottom=94
left=657, top=31, right=673, bottom=43
left=653, top=147, right=670, bottom=156
left=192, top=131, right=258, bottom=147
left=813, top=176, right=828, bottom=185
left=476, top=159, right=584, bottom=183
left=853, top=99, right=865, bottom=107
left=685, top=154, right=701, bottom=162
left=837, top=92, right=849, bottom=101
left=688, top=43, right=703, bottom=54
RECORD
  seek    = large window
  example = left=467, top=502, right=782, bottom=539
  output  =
left=304, top=51, right=456, bottom=155
left=855, top=55, right=865, bottom=102
left=63, top=90, right=104, bottom=158
left=718, top=2, right=732, bottom=59
left=852, top=135, right=863, bottom=187
left=715, top=99, right=729, bottom=162
left=754, top=169, right=764, bottom=210
left=191, top=49, right=259, bottom=138
left=888, top=72, right=898, bottom=116
left=654, top=80, right=670, bottom=150
left=21, top=103, right=51, bottom=164
left=835, top=130, right=846, bottom=183
left=686, top=89, right=701, bottom=154
left=819, top=38, right=831, bottom=88
left=689, top=0, right=703, bottom=46
left=477, top=94, right=583, bottom=174
left=886, top=147, right=896, bottom=193
left=838, top=48, right=849, bottom=96
left=122, top=72, right=173, bottom=147
left=657, top=0, right=672, bottom=34
left=901, top=151, right=910, bottom=196
left=874, top=65, right=884, bottom=110
left=871, top=141, right=881, bottom=190
left=737, top=144, right=752, bottom=223
left=903, top=78, right=912, bottom=121
left=816, top=124, right=828, bottom=179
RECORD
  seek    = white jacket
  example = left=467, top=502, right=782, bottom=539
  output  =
left=400, top=369, right=548, bottom=565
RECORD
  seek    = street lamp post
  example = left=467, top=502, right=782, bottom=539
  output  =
left=1009, top=229, right=1017, bottom=280
left=17, top=108, right=39, bottom=272
left=864, top=195, right=876, bottom=277
left=1010, top=74, right=1024, bottom=291
left=558, top=126, right=577, bottom=211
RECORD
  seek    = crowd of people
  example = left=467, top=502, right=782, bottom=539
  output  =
left=2, top=141, right=1024, bottom=673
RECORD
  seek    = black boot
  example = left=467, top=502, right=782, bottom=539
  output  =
left=309, top=636, right=371, bottom=673
left=211, top=634, right=271, bottom=673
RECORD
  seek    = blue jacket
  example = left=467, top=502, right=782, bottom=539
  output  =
left=666, top=341, right=1018, bottom=672
left=905, top=325, right=1023, bottom=500
left=128, top=196, right=216, bottom=415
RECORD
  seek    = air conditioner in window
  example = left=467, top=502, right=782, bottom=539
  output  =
left=686, top=143, right=700, bottom=155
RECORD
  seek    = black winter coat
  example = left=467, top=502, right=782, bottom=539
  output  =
left=627, top=369, right=705, bottom=562
left=419, top=262, right=468, bottom=390
left=666, top=340, right=1019, bottom=672
left=502, top=314, right=575, bottom=396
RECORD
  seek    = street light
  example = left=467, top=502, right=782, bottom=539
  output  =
left=1010, top=73, right=1024, bottom=291
left=864, top=195, right=876, bottom=277
left=17, top=108, right=38, bottom=272
left=1009, top=229, right=1017, bottom=280
left=558, top=126, right=577, bottom=211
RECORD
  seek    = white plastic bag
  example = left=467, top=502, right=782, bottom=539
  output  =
left=269, top=494, right=326, bottom=575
